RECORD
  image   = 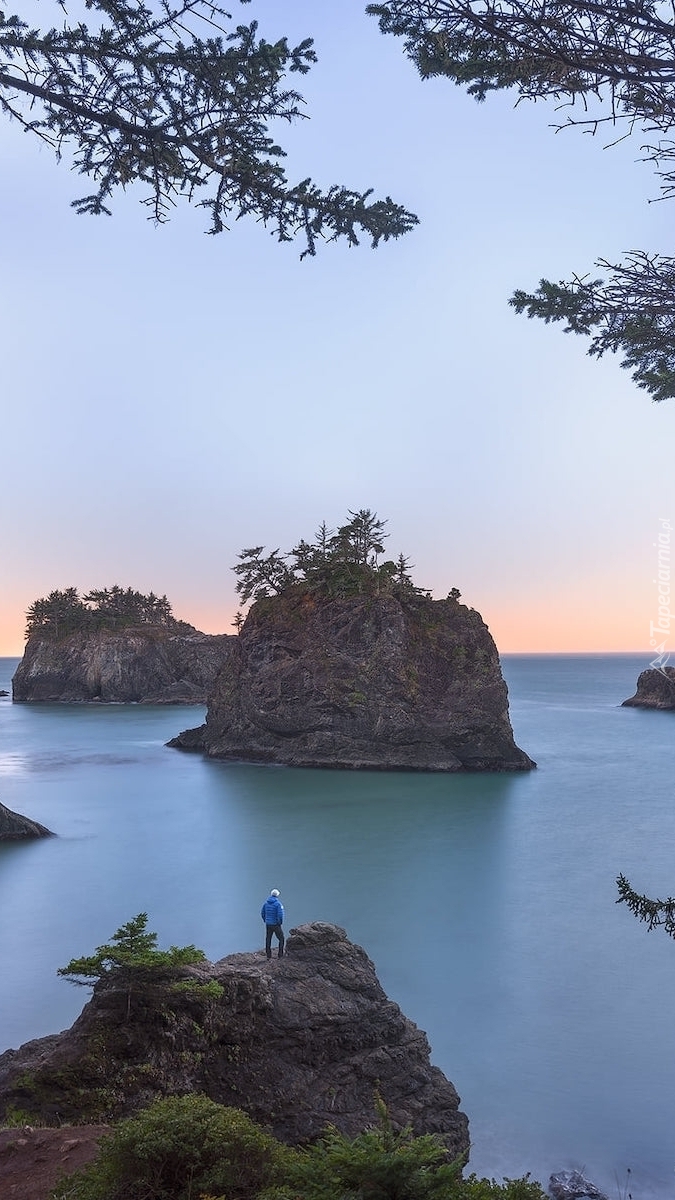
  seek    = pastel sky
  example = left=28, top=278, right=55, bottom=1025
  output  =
left=2, top=0, right=675, bottom=657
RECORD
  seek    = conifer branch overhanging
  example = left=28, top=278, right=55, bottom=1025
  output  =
left=0, top=0, right=417, bottom=253
left=368, top=0, right=675, bottom=399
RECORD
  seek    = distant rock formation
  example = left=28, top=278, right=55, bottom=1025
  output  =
left=0, top=802, right=53, bottom=841
left=171, top=591, right=533, bottom=771
left=12, top=627, right=234, bottom=704
left=622, top=667, right=675, bottom=710
left=0, top=923, right=469, bottom=1158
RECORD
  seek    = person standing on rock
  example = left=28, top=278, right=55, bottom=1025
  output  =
left=261, top=888, right=285, bottom=959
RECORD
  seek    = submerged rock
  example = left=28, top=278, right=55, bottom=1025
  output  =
left=12, top=627, right=233, bottom=704
left=622, top=666, right=675, bottom=710
left=0, top=801, right=53, bottom=841
left=173, top=591, right=533, bottom=771
left=0, top=922, right=469, bottom=1158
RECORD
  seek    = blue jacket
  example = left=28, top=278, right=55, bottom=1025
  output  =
left=261, top=895, right=284, bottom=926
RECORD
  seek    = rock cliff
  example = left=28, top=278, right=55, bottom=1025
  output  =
left=171, top=591, right=532, bottom=771
left=0, top=923, right=469, bottom=1158
left=0, top=801, right=53, bottom=841
left=12, top=627, right=234, bottom=704
left=622, top=666, right=675, bottom=710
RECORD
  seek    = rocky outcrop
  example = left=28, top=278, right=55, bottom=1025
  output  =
left=622, top=667, right=675, bottom=710
left=0, top=801, right=53, bottom=841
left=12, top=627, right=234, bottom=704
left=549, top=1171, right=609, bottom=1200
left=0, top=923, right=469, bottom=1159
left=171, top=591, right=532, bottom=771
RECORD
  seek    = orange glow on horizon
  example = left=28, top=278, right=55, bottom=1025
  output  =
left=487, top=609, right=647, bottom=655
left=0, top=597, right=652, bottom=659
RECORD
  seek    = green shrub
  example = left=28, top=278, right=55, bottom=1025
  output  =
left=262, top=1099, right=464, bottom=1200
left=458, top=1175, right=548, bottom=1200
left=52, top=1091, right=549, bottom=1200
left=261, top=1100, right=548, bottom=1200
left=53, top=1094, right=289, bottom=1200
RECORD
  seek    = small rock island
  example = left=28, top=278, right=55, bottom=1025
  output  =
left=622, top=666, right=675, bottom=710
left=12, top=586, right=232, bottom=704
left=0, top=801, right=53, bottom=841
left=171, top=510, right=533, bottom=771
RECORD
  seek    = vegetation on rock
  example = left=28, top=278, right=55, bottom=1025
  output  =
left=58, top=913, right=218, bottom=1019
left=233, top=509, right=461, bottom=609
left=271, top=1093, right=466, bottom=1200
left=53, top=1091, right=548, bottom=1200
left=0, top=919, right=538, bottom=1199
left=196, top=515, right=532, bottom=771
left=54, top=1094, right=289, bottom=1200
left=25, top=587, right=192, bottom=641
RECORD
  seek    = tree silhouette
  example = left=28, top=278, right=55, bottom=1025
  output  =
left=369, top=0, right=675, bottom=399
left=25, top=585, right=186, bottom=639
left=233, top=510, right=450, bottom=605
left=616, top=873, right=675, bottom=940
left=0, top=0, right=416, bottom=255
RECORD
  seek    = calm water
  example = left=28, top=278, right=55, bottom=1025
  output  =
left=1, top=653, right=674, bottom=1197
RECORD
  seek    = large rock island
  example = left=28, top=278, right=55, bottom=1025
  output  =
left=622, top=666, right=675, bottom=710
left=172, top=590, right=533, bottom=771
left=0, top=922, right=469, bottom=1158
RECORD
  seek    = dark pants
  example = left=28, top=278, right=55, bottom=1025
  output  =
left=265, top=923, right=284, bottom=959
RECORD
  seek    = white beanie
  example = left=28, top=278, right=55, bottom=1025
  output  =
left=271, top=889, right=280, bottom=897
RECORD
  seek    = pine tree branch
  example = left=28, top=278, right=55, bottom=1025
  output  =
left=616, top=872, right=675, bottom=937
left=368, top=0, right=675, bottom=398
left=0, top=0, right=417, bottom=252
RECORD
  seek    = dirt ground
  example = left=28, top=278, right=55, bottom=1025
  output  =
left=0, top=1125, right=108, bottom=1199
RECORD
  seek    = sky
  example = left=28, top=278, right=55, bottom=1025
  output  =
left=2, top=0, right=675, bottom=656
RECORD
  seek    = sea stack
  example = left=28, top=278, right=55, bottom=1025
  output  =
left=622, top=666, right=675, bottom=710
left=171, top=591, right=533, bottom=771
left=0, top=802, right=53, bottom=841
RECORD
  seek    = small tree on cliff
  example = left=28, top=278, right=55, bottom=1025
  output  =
left=232, top=546, right=295, bottom=604
left=616, top=873, right=675, bottom=939
left=57, top=912, right=210, bottom=1018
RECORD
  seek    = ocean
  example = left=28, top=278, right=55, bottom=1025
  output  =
left=1, top=652, right=674, bottom=1198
